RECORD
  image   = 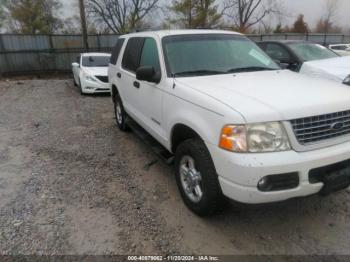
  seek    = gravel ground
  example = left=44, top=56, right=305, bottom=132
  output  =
left=1, top=79, right=350, bottom=256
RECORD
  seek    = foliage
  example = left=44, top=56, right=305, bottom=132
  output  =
left=0, top=0, right=7, bottom=29
left=292, top=14, right=309, bottom=34
left=273, top=23, right=283, bottom=34
left=169, top=0, right=222, bottom=29
left=7, top=0, right=63, bottom=34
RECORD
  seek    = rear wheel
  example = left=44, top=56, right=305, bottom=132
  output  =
left=174, top=138, right=226, bottom=216
left=114, top=94, right=129, bottom=131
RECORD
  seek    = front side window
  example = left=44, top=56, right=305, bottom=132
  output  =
left=288, top=43, right=338, bottom=61
left=162, top=34, right=280, bottom=77
left=140, top=38, right=161, bottom=73
left=82, top=56, right=110, bottom=67
left=265, top=43, right=292, bottom=63
left=122, top=37, right=145, bottom=73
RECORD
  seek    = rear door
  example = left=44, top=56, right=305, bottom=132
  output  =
left=108, top=38, right=125, bottom=86
left=119, top=37, right=145, bottom=118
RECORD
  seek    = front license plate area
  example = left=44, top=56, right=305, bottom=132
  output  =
left=320, top=168, right=350, bottom=196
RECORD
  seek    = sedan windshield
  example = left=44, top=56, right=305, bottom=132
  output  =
left=288, top=43, right=338, bottom=61
left=82, top=56, right=110, bottom=67
left=162, top=34, right=280, bottom=77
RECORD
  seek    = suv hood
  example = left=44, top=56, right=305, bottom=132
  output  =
left=83, top=66, right=108, bottom=76
left=176, top=70, right=350, bottom=123
left=300, top=56, right=350, bottom=82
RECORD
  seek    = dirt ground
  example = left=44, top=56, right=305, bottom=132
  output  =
left=1, top=79, right=350, bottom=256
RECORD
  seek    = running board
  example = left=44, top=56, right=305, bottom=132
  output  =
left=126, top=118, right=174, bottom=165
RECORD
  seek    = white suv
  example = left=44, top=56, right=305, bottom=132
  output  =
left=108, top=30, right=350, bottom=216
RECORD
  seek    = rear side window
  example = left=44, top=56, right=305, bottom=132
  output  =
left=110, top=38, right=125, bottom=65
left=140, top=38, right=160, bottom=73
left=122, top=37, right=145, bottom=73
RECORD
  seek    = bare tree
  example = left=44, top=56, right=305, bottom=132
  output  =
left=320, top=0, right=339, bottom=33
left=86, top=0, right=159, bottom=34
left=223, top=0, right=283, bottom=32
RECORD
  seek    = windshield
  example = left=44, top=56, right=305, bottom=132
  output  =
left=288, top=43, right=338, bottom=61
left=162, top=34, right=280, bottom=77
left=82, top=56, right=110, bottom=67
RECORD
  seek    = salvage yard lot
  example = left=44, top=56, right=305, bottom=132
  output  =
left=1, top=78, right=350, bottom=255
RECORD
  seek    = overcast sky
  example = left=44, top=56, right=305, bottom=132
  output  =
left=61, top=0, right=350, bottom=29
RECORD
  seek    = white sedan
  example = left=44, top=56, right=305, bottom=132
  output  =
left=72, top=53, right=111, bottom=94
left=329, top=44, right=350, bottom=56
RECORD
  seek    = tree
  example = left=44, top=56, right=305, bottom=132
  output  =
left=86, top=0, right=159, bottom=34
left=223, top=0, right=284, bottom=33
left=292, top=14, right=308, bottom=34
left=273, top=23, right=283, bottom=33
left=7, top=0, right=63, bottom=34
left=314, top=0, right=341, bottom=33
left=0, top=0, right=8, bottom=29
left=169, top=0, right=222, bottom=29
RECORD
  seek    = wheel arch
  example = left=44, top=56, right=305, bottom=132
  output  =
left=170, top=123, right=205, bottom=154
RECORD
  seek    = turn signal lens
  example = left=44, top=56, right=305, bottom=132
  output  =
left=219, top=125, right=247, bottom=152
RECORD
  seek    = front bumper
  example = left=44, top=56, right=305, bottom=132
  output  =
left=81, top=78, right=110, bottom=93
left=206, top=140, right=350, bottom=204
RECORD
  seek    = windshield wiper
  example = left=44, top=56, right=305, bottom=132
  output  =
left=226, top=66, right=276, bottom=73
left=173, top=69, right=225, bottom=77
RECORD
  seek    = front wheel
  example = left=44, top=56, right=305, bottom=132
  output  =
left=114, top=94, right=129, bottom=131
left=174, top=138, right=226, bottom=216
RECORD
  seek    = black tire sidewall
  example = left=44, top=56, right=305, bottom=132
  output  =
left=114, top=94, right=128, bottom=131
left=174, top=138, right=224, bottom=216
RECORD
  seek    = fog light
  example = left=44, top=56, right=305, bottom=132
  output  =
left=257, top=177, right=270, bottom=191
left=257, top=173, right=299, bottom=192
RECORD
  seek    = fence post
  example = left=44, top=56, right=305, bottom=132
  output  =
left=97, top=34, right=101, bottom=52
left=342, top=35, right=345, bottom=44
left=324, top=34, right=327, bottom=45
left=0, top=35, right=6, bottom=77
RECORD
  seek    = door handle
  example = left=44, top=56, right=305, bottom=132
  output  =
left=117, top=72, right=121, bottom=78
left=133, top=81, right=140, bottom=88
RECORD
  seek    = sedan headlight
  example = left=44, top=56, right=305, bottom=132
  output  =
left=343, top=75, right=350, bottom=86
left=219, top=122, right=291, bottom=153
left=86, top=75, right=97, bottom=82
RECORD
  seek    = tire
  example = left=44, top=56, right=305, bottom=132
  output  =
left=73, top=77, right=77, bottom=87
left=114, top=93, right=129, bottom=131
left=174, top=138, right=226, bottom=216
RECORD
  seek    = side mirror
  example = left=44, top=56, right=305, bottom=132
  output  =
left=72, top=62, right=80, bottom=67
left=136, top=66, right=160, bottom=83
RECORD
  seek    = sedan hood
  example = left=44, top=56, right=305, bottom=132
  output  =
left=83, top=66, right=108, bottom=76
left=300, top=56, right=350, bottom=82
left=176, top=70, right=350, bottom=123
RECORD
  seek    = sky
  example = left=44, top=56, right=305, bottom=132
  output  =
left=60, top=0, right=350, bottom=30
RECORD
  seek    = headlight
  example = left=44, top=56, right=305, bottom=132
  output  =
left=219, top=122, right=291, bottom=153
left=343, top=75, right=350, bottom=86
left=86, top=75, right=97, bottom=82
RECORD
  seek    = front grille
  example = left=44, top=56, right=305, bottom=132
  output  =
left=95, top=76, right=108, bottom=83
left=290, top=110, right=350, bottom=145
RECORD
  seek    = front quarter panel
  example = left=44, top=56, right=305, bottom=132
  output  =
left=164, top=79, right=245, bottom=151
